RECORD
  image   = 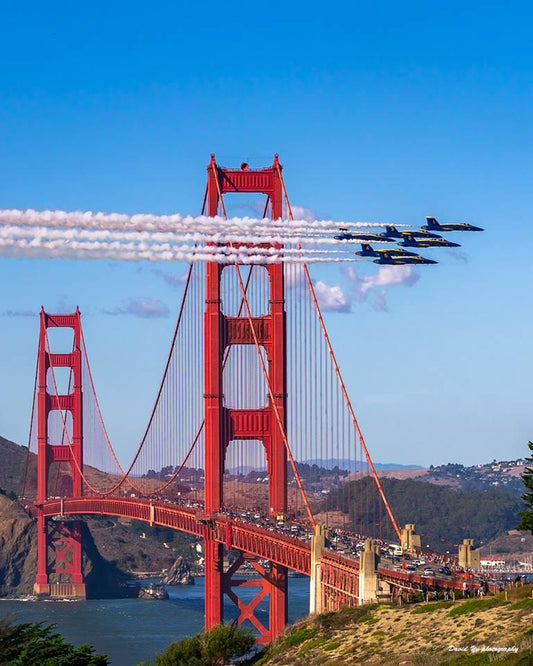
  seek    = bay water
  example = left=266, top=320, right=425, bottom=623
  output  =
left=0, top=577, right=310, bottom=665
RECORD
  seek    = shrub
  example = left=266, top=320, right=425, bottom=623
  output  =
left=146, top=623, right=255, bottom=666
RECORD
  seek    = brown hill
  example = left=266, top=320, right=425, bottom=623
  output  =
left=0, top=435, right=33, bottom=497
left=0, top=493, right=37, bottom=595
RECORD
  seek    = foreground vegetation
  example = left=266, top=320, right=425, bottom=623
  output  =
left=251, top=584, right=533, bottom=665
left=2, top=587, right=532, bottom=665
left=140, top=623, right=255, bottom=666
left=0, top=616, right=108, bottom=665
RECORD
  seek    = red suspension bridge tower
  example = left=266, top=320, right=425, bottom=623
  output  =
left=204, top=155, right=288, bottom=641
left=33, top=308, right=86, bottom=598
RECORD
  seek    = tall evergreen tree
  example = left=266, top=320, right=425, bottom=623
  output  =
left=517, top=441, right=533, bottom=533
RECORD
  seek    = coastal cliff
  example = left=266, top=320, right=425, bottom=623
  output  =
left=0, top=494, right=37, bottom=595
left=0, top=493, right=131, bottom=598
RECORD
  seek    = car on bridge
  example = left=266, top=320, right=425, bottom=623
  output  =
left=423, top=567, right=434, bottom=576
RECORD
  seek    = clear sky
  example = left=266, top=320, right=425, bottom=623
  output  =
left=1, top=1, right=531, bottom=468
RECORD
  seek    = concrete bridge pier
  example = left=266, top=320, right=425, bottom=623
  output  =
left=309, top=524, right=327, bottom=614
left=358, top=538, right=382, bottom=605
left=401, top=523, right=421, bottom=552
left=458, top=538, right=480, bottom=570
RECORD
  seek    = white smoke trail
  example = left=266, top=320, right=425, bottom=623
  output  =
left=0, top=225, right=349, bottom=256
left=0, top=209, right=403, bottom=235
left=0, top=208, right=406, bottom=264
left=0, top=222, right=395, bottom=250
left=0, top=237, right=353, bottom=264
left=0, top=224, right=358, bottom=248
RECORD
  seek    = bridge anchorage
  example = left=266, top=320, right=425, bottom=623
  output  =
left=24, top=155, right=475, bottom=642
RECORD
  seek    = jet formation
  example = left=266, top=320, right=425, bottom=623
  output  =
left=336, top=217, right=483, bottom=266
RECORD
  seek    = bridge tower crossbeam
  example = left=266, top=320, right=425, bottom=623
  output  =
left=204, top=155, right=288, bottom=643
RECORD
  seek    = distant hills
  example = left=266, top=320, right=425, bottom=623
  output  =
left=326, top=476, right=525, bottom=553
left=228, top=460, right=424, bottom=475
left=303, top=459, right=425, bottom=472
left=0, top=434, right=527, bottom=556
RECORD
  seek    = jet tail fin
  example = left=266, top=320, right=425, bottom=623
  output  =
left=385, top=225, right=398, bottom=235
left=425, top=216, right=439, bottom=229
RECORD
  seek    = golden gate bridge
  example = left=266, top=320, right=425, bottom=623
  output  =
left=19, top=156, right=474, bottom=644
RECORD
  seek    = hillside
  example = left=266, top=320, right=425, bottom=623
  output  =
left=254, top=586, right=533, bottom=665
left=1, top=434, right=528, bottom=572
left=378, top=458, right=526, bottom=497
left=0, top=436, right=199, bottom=578
left=326, top=476, right=525, bottom=552
left=0, top=435, right=31, bottom=497
left=0, top=493, right=132, bottom=598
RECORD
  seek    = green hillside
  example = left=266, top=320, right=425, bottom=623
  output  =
left=326, top=476, right=524, bottom=551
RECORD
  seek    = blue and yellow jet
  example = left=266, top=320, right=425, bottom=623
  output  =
left=356, top=243, right=419, bottom=258
left=399, top=234, right=460, bottom=249
left=384, top=225, right=442, bottom=239
left=373, top=251, right=437, bottom=265
left=422, top=216, right=484, bottom=232
left=334, top=226, right=396, bottom=242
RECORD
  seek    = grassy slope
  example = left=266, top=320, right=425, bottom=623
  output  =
left=255, top=585, right=533, bottom=665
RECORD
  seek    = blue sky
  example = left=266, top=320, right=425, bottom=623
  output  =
left=1, top=1, right=531, bottom=467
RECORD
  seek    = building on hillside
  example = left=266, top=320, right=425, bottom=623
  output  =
left=480, top=555, right=506, bottom=569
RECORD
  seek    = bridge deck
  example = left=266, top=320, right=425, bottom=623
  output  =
left=37, top=497, right=476, bottom=594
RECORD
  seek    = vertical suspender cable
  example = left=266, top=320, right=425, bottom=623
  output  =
left=275, top=165, right=401, bottom=541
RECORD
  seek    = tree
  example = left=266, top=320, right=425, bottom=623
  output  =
left=145, top=624, right=256, bottom=666
left=517, top=441, right=533, bottom=533
left=0, top=616, right=108, bottom=665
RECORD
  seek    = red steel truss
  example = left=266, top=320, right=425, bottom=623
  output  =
left=204, top=155, right=287, bottom=642
left=34, top=308, right=85, bottom=597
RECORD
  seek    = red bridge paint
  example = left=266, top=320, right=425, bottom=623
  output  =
left=204, top=155, right=287, bottom=641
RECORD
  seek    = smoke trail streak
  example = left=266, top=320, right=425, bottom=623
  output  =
left=0, top=209, right=403, bottom=234
left=0, top=225, right=352, bottom=255
left=0, top=223, right=396, bottom=250
left=0, top=209, right=404, bottom=264
left=0, top=237, right=354, bottom=264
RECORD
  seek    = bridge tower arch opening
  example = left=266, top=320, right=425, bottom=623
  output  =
left=33, top=308, right=86, bottom=598
left=204, top=155, right=288, bottom=643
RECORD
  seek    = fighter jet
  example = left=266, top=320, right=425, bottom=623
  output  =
left=384, top=225, right=443, bottom=239
left=373, top=251, right=437, bottom=265
left=422, top=216, right=484, bottom=232
left=356, top=243, right=419, bottom=258
left=398, top=233, right=461, bottom=249
left=334, top=226, right=396, bottom=242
